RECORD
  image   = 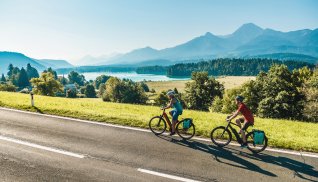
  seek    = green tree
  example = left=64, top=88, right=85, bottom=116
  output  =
left=66, top=89, right=77, bottom=98
left=26, top=63, right=39, bottom=79
left=1, top=74, right=6, bottom=82
left=85, top=85, right=96, bottom=98
left=257, top=65, right=304, bottom=119
left=302, top=68, right=318, bottom=122
left=102, top=77, right=122, bottom=102
left=10, top=67, right=20, bottom=86
left=68, top=71, right=85, bottom=86
left=292, top=66, right=312, bottom=86
left=102, top=77, right=147, bottom=104
left=154, top=91, right=169, bottom=106
left=17, top=68, right=30, bottom=88
left=7, top=64, right=14, bottom=78
left=45, top=67, right=58, bottom=80
left=58, top=75, right=68, bottom=85
left=184, top=72, right=224, bottom=111
left=210, top=96, right=223, bottom=112
left=221, top=87, right=243, bottom=113
left=139, top=82, right=150, bottom=92
left=94, top=75, right=110, bottom=89
left=98, top=83, right=106, bottom=98
left=30, top=72, right=63, bottom=96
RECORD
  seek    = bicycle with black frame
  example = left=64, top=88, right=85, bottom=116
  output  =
left=210, top=116, right=268, bottom=153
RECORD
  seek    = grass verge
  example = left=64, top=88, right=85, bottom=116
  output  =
left=0, top=91, right=317, bottom=153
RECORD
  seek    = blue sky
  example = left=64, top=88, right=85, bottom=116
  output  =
left=0, top=0, right=317, bottom=63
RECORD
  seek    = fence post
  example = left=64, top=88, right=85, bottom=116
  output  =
left=30, top=91, right=34, bottom=107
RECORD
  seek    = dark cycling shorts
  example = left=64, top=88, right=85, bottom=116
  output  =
left=170, top=110, right=182, bottom=121
left=238, top=118, right=253, bottom=131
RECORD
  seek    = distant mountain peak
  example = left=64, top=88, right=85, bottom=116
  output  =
left=204, top=32, right=214, bottom=37
left=142, top=46, right=157, bottom=51
left=234, top=23, right=263, bottom=35
left=227, top=23, right=264, bottom=44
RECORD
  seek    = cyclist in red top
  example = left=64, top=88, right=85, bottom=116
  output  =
left=227, top=96, right=254, bottom=148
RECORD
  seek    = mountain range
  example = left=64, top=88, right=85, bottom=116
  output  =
left=91, top=23, right=318, bottom=65
left=1, top=23, right=317, bottom=75
left=0, top=52, right=73, bottom=75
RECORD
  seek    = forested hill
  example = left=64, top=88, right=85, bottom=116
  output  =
left=137, top=58, right=316, bottom=77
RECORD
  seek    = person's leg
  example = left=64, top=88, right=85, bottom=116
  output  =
left=170, top=110, right=177, bottom=134
left=241, top=121, right=250, bottom=144
left=236, top=118, right=244, bottom=134
left=236, top=118, right=242, bottom=128
left=172, top=120, right=176, bottom=133
left=169, top=111, right=173, bottom=117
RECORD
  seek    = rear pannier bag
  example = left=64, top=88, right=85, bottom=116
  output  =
left=253, top=129, right=265, bottom=145
left=182, top=118, right=192, bottom=129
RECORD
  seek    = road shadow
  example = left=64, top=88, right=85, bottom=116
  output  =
left=157, top=135, right=318, bottom=181
left=241, top=151, right=318, bottom=182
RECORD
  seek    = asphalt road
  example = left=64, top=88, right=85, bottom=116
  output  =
left=0, top=108, right=317, bottom=182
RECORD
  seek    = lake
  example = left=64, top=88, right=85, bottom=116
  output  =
left=80, top=72, right=190, bottom=82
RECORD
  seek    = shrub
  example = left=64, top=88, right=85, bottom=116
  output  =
left=0, top=83, right=16, bottom=92
left=210, top=96, right=223, bottom=112
left=85, top=85, right=96, bottom=98
left=184, top=72, right=224, bottom=111
left=66, top=89, right=77, bottom=98
left=102, top=77, right=148, bottom=104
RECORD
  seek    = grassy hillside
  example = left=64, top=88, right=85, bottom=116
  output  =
left=0, top=91, right=317, bottom=152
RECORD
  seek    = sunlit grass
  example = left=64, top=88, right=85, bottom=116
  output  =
left=0, top=91, right=317, bottom=152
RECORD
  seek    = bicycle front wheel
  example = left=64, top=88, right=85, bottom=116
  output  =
left=246, top=132, right=268, bottom=153
left=176, top=120, right=195, bottom=140
left=210, top=126, right=232, bottom=147
left=149, top=116, right=167, bottom=135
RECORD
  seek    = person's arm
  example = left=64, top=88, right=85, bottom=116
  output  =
left=228, top=110, right=239, bottom=121
left=163, top=99, right=173, bottom=109
left=228, top=104, right=242, bottom=121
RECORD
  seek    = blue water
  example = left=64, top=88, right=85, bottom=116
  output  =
left=81, top=72, right=190, bottom=82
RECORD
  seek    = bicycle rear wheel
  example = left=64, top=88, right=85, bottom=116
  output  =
left=176, top=120, right=195, bottom=140
left=149, top=116, right=166, bottom=135
left=246, top=132, right=268, bottom=153
left=210, top=126, right=232, bottom=147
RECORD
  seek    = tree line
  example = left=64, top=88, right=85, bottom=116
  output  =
left=56, top=66, right=135, bottom=74
left=136, top=58, right=315, bottom=77
left=171, top=65, right=317, bottom=122
left=0, top=63, right=149, bottom=103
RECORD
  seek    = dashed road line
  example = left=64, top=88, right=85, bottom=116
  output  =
left=0, top=135, right=85, bottom=158
left=137, top=168, right=200, bottom=182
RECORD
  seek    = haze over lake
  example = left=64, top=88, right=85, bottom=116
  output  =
left=80, top=72, right=190, bottom=82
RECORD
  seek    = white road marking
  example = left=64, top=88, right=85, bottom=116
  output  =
left=0, top=135, right=85, bottom=158
left=0, top=107, right=151, bottom=133
left=1, top=107, right=318, bottom=159
left=138, top=168, right=200, bottom=182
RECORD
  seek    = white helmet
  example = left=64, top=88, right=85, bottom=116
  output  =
left=166, top=90, right=175, bottom=96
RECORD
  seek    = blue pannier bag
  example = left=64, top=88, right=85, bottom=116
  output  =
left=253, top=129, right=265, bottom=145
left=183, top=118, right=192, bottom=129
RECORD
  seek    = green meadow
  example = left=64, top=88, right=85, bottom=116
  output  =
left=0, top=91, right=317, bottom=153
